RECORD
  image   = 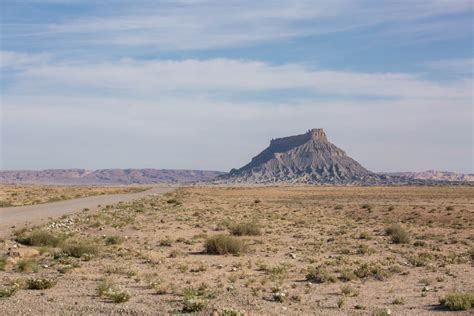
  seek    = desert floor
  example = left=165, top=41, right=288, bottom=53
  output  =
left=0, top=185, right=148, bottom=208
left=0, top=186, right=473, bottom=315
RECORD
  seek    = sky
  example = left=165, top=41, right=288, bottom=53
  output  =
left=0, top=0, right=473, bottom=173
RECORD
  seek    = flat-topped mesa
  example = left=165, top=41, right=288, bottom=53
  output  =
left=307, top=128, right=327, bottom=141
left=222, top=128, right=375, bottom=184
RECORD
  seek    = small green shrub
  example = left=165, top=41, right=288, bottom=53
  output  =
left=339, top=269, right=357, bottom=282
left=229, top=222, right=261, bottom=236
left=166, top=198, right=181, bottom=205
left=108, top=288, right=131, bottom=303
left=204, top=234, right=246, bottom=255
left=373, top=308, right=391, bottom=316
left=105, top=236, right=123, bottom=246
left=408, top=252, right=432, bottom=267
left=340, top=285, right=359, bottom=297
left=96, top=278, right=131, bottom=303
left=0, top=256, right=7, bottom=271
left=183, top=295, right=207, bottom=312
left=159, top=239, right=173, bottom=247
left=16, top=259, right=39, bottom=273
left=26, top=278, right=56, bottom=290
left=439, top=292, right=474, bottom=311
left=96, top=278, right=114, bottom=296
left=0, top=284, right=19, bottom=298
left=271, top=286, right=287, bottom=302
left=385, top=224, right=410, bottom=244
left=0, top=201, right=13, bottom=207
left=337, top=297, right=345, bottom=308
left=357, top=244, right=375, bottom=255
left=62, top=239, right=99, bottom=258
left=354, top=263, right=389, bottom=280
left=306, top=266, right=337, bottom=283
left=392, top=297, right=405, bottom=305
left=15, top=229, right=63, bottom=247
left=260, top=264, right=289, bottom=282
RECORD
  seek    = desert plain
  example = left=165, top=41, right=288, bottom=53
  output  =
left=0, top=185, right=473, bottom=315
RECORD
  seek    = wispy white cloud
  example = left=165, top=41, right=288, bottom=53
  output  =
left=3, top=0, right=472, bottom=50
left=424, top=58, right=474, bottom=75
left=8, top=57, right=471, bottom=100
left=0, top=51, right=49, bottom=69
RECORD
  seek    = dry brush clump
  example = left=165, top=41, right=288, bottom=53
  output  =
left=439, top=292, right=474, bottom=311
left=15, top=229, right=64, bottom=247
left=229, top=221, right=261, bottom=236
left=96, top=278, right=131, bottom=303
left=16, top=259, right=39, bottom=273
left=60, top=239, right=100, bottom=259
left=306, top=266, right=337, bottom=283
left=385, top=224, right=410, bottom=244
left=26, top=278, right=56, bottom=290
left=0, top=283, right=19, bottom=298
left=204, top=234, right=247, bottom=255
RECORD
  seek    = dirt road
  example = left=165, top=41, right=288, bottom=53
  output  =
left=0, top=186, right=174, bottom=237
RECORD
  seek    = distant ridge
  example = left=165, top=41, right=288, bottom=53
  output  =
left=0, top=169, right=225, bottom=185
left=381, top=170, right=474, bottom=182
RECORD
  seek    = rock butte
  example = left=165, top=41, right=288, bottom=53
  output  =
left=219, top=128, right=383, bottom=184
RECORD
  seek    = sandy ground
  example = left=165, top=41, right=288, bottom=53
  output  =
left=0, top=186, right=473, bottom=315
left=0, top=186, right=174, bottom=238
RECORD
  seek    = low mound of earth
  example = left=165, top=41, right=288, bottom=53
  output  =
left=0, top=169, right=225, bottom=185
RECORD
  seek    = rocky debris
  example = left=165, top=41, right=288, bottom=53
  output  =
left=0, top=168, right=224, bottom=185
left=48, top=218, right=75, bottom=229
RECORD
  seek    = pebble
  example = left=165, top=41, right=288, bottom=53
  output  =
left=289, top=253, right=297, bottom=259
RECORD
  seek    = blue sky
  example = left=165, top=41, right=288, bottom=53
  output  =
left=1, top=0, right=473, bottom=173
